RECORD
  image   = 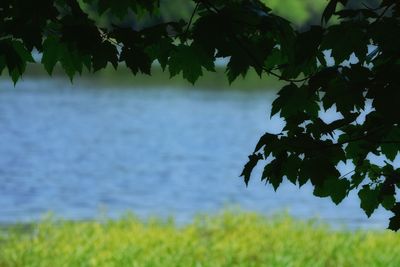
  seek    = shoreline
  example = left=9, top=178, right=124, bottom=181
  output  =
left=1, top=64, right=285, bottom=90
left=0, top=212, right=398, bottom=266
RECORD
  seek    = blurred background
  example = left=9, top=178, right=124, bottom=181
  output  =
left=0, top=0, right=391, bottom=229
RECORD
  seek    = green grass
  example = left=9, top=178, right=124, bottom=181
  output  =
left=1, top=211, right=399, bottom=267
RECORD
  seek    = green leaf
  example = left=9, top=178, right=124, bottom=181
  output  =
left=145, top=38, right=174, bottom=71
left=370, top=18, right=400, bottom=54
left=299, top=157, right=340, bottom=188
left=264, top=48, right=285, bottom=71
left=382, top=195, right=396, bottom=210
left=11, top=41, right=34, bottom=63
left=192, top=12, right=233, bottom=57
left=326, top=178, right=350, bottom=204
left=241, top=153, right=263, bottom=186
left=321, top=74, right=364, bottom=114
left=226, top=51, right=251, bottom=84
left=226, top=35, right=273, bottom=83
left=388, top=203, right=400, bottom=231
left=169, top=44, right=215, bottom=84
left=350, top=171, right=366, bottom=189
left=283, top=154, right=302, bottom=185
left=271, top=84, right=319, bottom=118
left=292, top=26, right=324, bottom=76
left=59, top=47, right=85, bottom=81
left=372, top=84, right=400, bottom=123
left=381, top=126, right=400, bottom=161
left=358, top=185, right=380, bottom=217
left=10, top=68, right=20, bottom=85
left=321, top=22, right=368, bottom=63
left=345, top=140, right=374, bottom=162
left=0, top=39, right=33, bottom=84
left=41, top=37, right=62, bottom=75
left=262, top=154, right=287, bottom=191
left=120, top=46, right=152, bottom=75
left=92, top=41, right=119, bottom=71
left=261, top=15, right=295, bottom=69
left=253, top=133, right=277, bottom=153
left=389, top=215, right=400, bottom=231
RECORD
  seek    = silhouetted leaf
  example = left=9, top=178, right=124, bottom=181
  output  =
left=0, top=39, right=33, bottom=83
left=381, top=127, right=400, bottom=161
left=325, top=178, right=350, bottom=204
left=145, top=38, right=174, bottom=70
left=389, top=215, right=400, bottom=231
left=226, top=52, right=252, bottom=83
left=389, top=203, right=400, bottom=231
left=382, top=195, right=396, bottom=210
left=359, top=185, right=380, bottom=217
left=272, top=84, right=319, bottom=118
left=254, top=133, right=277, bottom=153
left=41, top=37, right=62, bottom=75
left=283, top=154, right=302, bottom=185
left=321, top=22, right=368, bottom=63
left=59, top=47, right=86, bottom=80
left=293, top=26, right=323, bottom=75
left=241, top=153, right=263, bottom=186
left=92, top=41, right=118, bottom=71
left=120, top=46, right=152, bottom=75
left=370, top=18, right=400, bottom=54
left=169, top=44, right=214, bottom=84
left=262, top=153, right=287, bottom=190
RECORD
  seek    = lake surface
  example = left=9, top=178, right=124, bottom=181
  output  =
left=0, top=78, right=391, bottom=229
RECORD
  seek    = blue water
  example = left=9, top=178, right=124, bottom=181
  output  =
left=0, top=78, right=391, bottom=229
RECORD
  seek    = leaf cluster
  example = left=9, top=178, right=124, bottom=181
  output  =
left=240, top=0, right=400, bottom=231
left=1, top=0, right=400, bottom=230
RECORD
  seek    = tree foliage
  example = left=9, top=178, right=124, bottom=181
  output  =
left=1, top=0, right=400, bottom=230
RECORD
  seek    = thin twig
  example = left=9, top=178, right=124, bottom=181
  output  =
left=339, top=170, right=356, bottom=180
left=184, top=2, right=200, bottom=39
left=374, top=3, right=393, bottom=22
left=362, top=2, right=382, bottom=11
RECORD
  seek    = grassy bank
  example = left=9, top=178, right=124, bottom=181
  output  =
left=1, top=212, right=399, bottom=267
left=15, top=64, right=284, bottom=90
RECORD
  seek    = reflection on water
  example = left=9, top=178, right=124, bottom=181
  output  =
left=0, top=79, right=391, bottom=228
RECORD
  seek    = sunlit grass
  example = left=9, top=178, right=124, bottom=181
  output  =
left=1, top=211, right=399, bottom=267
